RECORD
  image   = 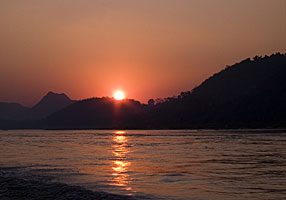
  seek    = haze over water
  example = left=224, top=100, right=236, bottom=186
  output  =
left=0, top=130, right=286, bottom=200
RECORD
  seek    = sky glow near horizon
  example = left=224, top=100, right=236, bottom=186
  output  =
left=0, top=0, right=285, bottom=106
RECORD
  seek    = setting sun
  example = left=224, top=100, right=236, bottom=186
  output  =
left=113, top=90, right=125, bottom=100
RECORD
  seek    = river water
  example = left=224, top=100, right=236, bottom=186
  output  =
left=0, top=129, right=285, bottom=200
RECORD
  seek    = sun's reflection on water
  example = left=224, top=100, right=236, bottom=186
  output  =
left=111, top=131, right=132, bottom=191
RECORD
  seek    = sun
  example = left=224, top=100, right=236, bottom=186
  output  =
left=113, top=90, right=125, bottom=100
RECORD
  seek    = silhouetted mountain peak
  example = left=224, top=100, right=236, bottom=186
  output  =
left=30, top=92, right=75, bottom=119
left=34, top=91, right=72, bottom=107
left=44, top=91, right=70, bottom=100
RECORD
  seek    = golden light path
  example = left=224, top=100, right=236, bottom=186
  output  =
left=111, top=130, right=132, bottom=191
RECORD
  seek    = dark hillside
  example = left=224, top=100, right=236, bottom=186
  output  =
left=152, top=53, right=286, bottom=128
left=0, top=103, right=29, bottom=120
left=45, top=98, right=148, bottom=129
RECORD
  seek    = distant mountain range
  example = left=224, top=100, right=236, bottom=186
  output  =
left=1, top=53, right=285, bottom=129
left=0, top=92, right=75, bottom=120
left=0, top=102, right=29, bottom=120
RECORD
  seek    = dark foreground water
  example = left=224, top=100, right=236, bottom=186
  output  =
left=0, top=130, right=285, bottom=200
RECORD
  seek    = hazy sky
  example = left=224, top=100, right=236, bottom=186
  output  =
left=0, top=0, right=285, bottom=106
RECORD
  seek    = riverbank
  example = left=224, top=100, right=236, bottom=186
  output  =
left=0, top=169, right=134, bottom=200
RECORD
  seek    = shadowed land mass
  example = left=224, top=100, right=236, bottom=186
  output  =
left=1, top=53, right=286, bottom=129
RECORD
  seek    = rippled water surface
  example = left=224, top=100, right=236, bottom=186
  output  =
left=0, top=129, right=286, bottom=200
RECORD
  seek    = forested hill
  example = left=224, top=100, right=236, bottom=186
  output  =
left=151, top=53, right=286, bottom=128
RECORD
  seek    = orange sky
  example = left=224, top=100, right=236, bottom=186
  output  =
left=0, top=0, right=286, bottom=106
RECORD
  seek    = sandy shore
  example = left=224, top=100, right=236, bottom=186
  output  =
left=0, top=170, right=135, bottom=200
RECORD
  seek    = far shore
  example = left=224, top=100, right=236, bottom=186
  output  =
left=2, top=128, right=286, bottom=132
